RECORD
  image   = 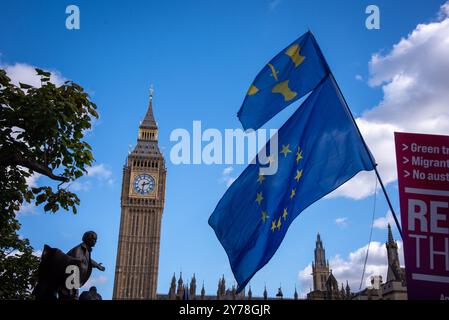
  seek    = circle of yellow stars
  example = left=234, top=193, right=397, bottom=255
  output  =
left=255, top=144, right=305, bottom=233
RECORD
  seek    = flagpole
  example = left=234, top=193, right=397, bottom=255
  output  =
left=330, top=72, right=403, bottom=240
left=309, top=32, right=403, bottom=240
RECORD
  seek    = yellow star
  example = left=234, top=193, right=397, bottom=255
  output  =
left=272, top=80, right=297, bottom=101
left=294, top=169, right=303, bottom=182
left=271, top=220, right=276, bottom=232
left=296, top=148, right=303, bottom=163
left=277, top=217, right=282, bottom=230
left=256, top=192, right=263, bottom=206
left=268, top=63, right=279, bottom=82
left=268, top=155, right=275, bottom=164
left=283, top=208, right=288, bottom=220
left=261, top=211, right=269, bottom=223
left=257, top=174, right=265, bottom=184
left=290, top=188, right=296, bottom=199
left=247, top=84, right=259, bottom=96
left=280, top=144, right=292, bottom=157
left=285, top=44, right=305, bottom=68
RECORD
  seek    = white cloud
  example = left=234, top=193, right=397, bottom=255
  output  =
left=355, top=74, right=363, bottom=81
left=298, top=264, right=313, bottom=292
left=221, top=166, right=236, bottom=187
left=65, top=163, right=114, bottom=192
left=6, top=249, right=42, bottom=258
left=80, top=275, right=108, bottom=290
left=68, top=180, right=93, bottom=192
left=333, top=2, right=449, bottom=199
left=298, top=241, right=404, bottom=294
left=373, top=211, right=397, bottom=229
left=16, top=173, right=41, bottom=216
left=335, top=217, right=348, bottom=227
left=16, top=202, right=38, bottom=216
left=25, top=173, right=41, bottom=187
left=1, top=62, right=65, bottom=87
left=87, top=164, right=114, bottom=185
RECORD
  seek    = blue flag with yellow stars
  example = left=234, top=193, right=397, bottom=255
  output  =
left=209, top=75, right=375, bottom=292
left=237, top=31, right=329, bottom=131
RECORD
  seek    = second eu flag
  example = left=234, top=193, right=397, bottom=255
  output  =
left=237, top=31, right=329, bottom=131
left=209, top=75, right=375, bottom=292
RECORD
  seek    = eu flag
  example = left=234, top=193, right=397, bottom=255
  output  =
left=209, top=75, right=375, bottom=292
left=237, top=31, right=329, bottom=131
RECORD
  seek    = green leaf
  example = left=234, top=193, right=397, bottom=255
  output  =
left=19, top=83, right=33, bottom=89
left=43, top=202, right=52, bottom=212
left=35, top=193, right=47, bottom=204
left=35, top=68, right=51, bottom=77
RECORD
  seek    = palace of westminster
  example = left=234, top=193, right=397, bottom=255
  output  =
left=112, top=89, right=408, bottom=300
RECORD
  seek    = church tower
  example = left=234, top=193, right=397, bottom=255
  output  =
left=113, top=86, right=167, bottom=300
left=386, top=224, right=404, bottom=282
left=312, top=233, right=330, bottom=291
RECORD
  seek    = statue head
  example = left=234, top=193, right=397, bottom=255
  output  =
left=82, top=231, right=97, bottom=248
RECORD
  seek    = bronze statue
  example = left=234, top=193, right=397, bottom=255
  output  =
left=79, top=286, right=103, bottom=300
left=33, top=231, right=105, bottom=300
left=33, top=245, right=83, bottom=300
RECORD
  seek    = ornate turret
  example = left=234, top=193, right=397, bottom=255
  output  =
left=168, top=273, right=176, bottom=299
left=177, top=272, right=184, bottom=297
left=190, top=274, right=197, bottom=299
left=263, top=285, right=268, bottom=300
left=386, top=224, right=404, bottom=282
left=294, top=287, right=299, bottom=300
left=231, top=284, right=237, bottom=300
left=276, top=286, right=283, bottom=299
left=248, top=285, right=252, bottom=300
left=131, top=85, right=161, bottom=157
left=183, top=284, right=189, bottom=300
left=315, top=233, right=327, bottom=267
left=217, top=275, right=226, bottom=299
left=312, top=233, right=331, bottom=291
left=140, top=85, right=157, bottom=129
left=345, top=280, right=351, bottom=298
left=200, top=282, right=205, bottom=300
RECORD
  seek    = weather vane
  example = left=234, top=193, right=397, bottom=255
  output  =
left=149, top=83, right=154, bottom=100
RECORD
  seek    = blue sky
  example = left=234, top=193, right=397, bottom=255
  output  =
left=2, top=0, right=448, bottom=299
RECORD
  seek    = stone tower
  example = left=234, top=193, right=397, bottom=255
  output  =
left=113, top=86, right=167, bottom=299
left=386, top=224, right=404, bottom=282
left=312, top=233, right=330, bottom=291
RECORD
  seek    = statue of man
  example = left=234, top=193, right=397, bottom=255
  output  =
left=79, top=286, right=103, bottom=300
left=59, top=231, right=105, bottom=299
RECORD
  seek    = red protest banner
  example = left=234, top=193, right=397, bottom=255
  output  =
left=395, top=132, right=449, bottom=300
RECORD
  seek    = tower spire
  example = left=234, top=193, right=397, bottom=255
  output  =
left=140, top=84, right=157, bottom=129
left=387, top=223, right=395, bottom=244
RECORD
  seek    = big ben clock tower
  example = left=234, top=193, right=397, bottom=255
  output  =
left=113, top=86, right=166, bottom=300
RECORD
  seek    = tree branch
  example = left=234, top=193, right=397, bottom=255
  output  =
left=0, top=152, right=69, bottom=182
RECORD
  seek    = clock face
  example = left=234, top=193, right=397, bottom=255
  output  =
left=133, top=174, right=155, bottom=195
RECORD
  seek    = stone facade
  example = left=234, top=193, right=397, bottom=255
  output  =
left=159, top=273, right=301, bottom=300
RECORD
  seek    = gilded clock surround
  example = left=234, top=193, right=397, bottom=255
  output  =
left=129, top=171, right=158, bottom=198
